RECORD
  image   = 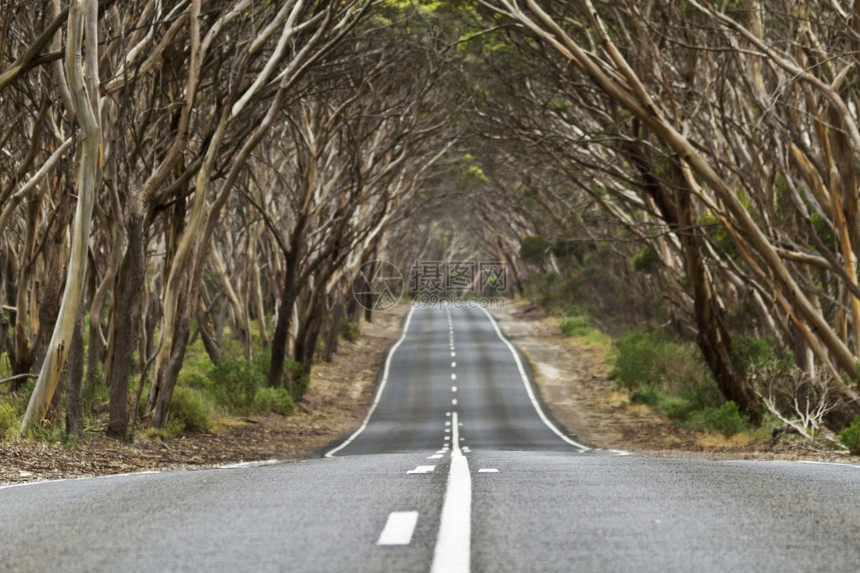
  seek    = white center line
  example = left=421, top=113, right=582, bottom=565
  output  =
left=430, top=412, right=471, bottom=573
left=377, top=511, right=419, bottom=546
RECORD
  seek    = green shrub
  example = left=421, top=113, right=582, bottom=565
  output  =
left=520, top=234, right=549, bottom=265
left=658, top=396, right=695, bottom=422
left=560, top=316, right=591, bottom=338
left=251, top=387, right=295, bottom=415
left=169, top=386, right=213, bottom=432
left=839, top=416, right=860, bottom=455
left=631, top=245, right=660, bottom=274
left=629, top=385, right=660, bottom=407
left=0, top=403, right=17, bottom=439
left=209, top=357, right=265, bottom=413
left=731, top=335, right=784, bottom=375
left=697, top=401, right=749, bottom=437
left=609, top=330, right=671, bottom=389
left=144, top=418, right=185, bottom=441
left=339, top=318, right=360, bottom=342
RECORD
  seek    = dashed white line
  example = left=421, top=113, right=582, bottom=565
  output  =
left=377, top=511, right=419, bottom=545
left=407, top=465, right=436, bottom=474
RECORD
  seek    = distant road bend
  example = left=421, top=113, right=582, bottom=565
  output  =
left=2, top=304, right=860, bottom=572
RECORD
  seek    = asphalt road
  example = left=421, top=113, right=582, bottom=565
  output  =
left=2, top=304, right=860, bottom=572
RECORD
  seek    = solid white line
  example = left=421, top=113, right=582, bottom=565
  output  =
left=377, top=511, right=419, bottom=545
left=430, top=412, right=471, bottom=573
left=477, top=306, right=591, bottom=452
left=325, top=307, right=417, bottom=457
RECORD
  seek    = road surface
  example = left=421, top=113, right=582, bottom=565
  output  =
left=2, top=304, right=860, bottom=572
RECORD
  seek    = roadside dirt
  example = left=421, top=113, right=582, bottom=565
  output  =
left=0, top=308, right=406, bottom=486
left=1, top=301, right=856, bottom=486
left=491, top=300, right=858, bottom=463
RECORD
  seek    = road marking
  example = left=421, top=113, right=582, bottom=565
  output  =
left=407, top=465, right=436, bottom=474
left=429, top=454, right=443, bottom=459
left=451, top=361, right=457, bottom=368
left=325, top=307, right=416, bottom=457
left=451, top=351, right=456, bottom=357
left=452, top=398, right=458, bottom=405
left=452, top=385, right=457, bottom=392
left=478, top=468, right=499, bottom=473
left=430, top=412, right=471, bottom=573
left=377, top=511, right=419, bottom=545
left=477, top=306, right=591, bottom=453
left=451, top=373, right=457, bottom=381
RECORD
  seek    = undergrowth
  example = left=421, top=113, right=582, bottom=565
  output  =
left=611, top=329, right=758, bottom=437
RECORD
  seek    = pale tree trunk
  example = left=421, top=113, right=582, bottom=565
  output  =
left=20, top=0, right=100, bottom=435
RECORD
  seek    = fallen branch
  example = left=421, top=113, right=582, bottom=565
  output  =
left=0, top=373, right=39, bottom=385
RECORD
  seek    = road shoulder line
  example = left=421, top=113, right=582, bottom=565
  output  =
left=324, top=306, right=417, bottom=457
left=478, top=306, right=591, bottom=452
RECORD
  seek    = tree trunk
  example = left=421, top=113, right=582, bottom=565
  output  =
left=106, top=211, right=145, bottom=440
left=64, top=314, right=84, bottom=438
left=268, top=256, right=299, bottom=388
left=20, top=0, right=100, bottom=434
left=675, top=164, right=763, bottom=425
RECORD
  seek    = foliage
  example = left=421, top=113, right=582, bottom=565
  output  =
left=629, top=385, right=660, bottom=408
left=208, top=357, right=266, bottom=414
left=339, top=318, right=360, bottom=342
left=609, top=330, right=676, bottom=389
left=631, top=245, right=660, bottom=274
left=559, top=316, right=591, bottom=338
left=838, top=417, right=860, bottom=455
left=0, top=402, right=17, bottom=439
left=695, top=401, right=749, bottom=437
left=168, top=387, right=214, bottom=433
left=731, top=335, right=790, bottom=377
left=251, top=387, right=295, bottom=416
left=143, top=418, right=186, bottom=441
left=520, top=234, right=549, bottom=266
left=610, top=328, right=747, bottom=433
left=522, top=243, right=669, bottom=336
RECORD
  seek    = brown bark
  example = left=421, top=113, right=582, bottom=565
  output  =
left=675, top=164, right=763, bottom=425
